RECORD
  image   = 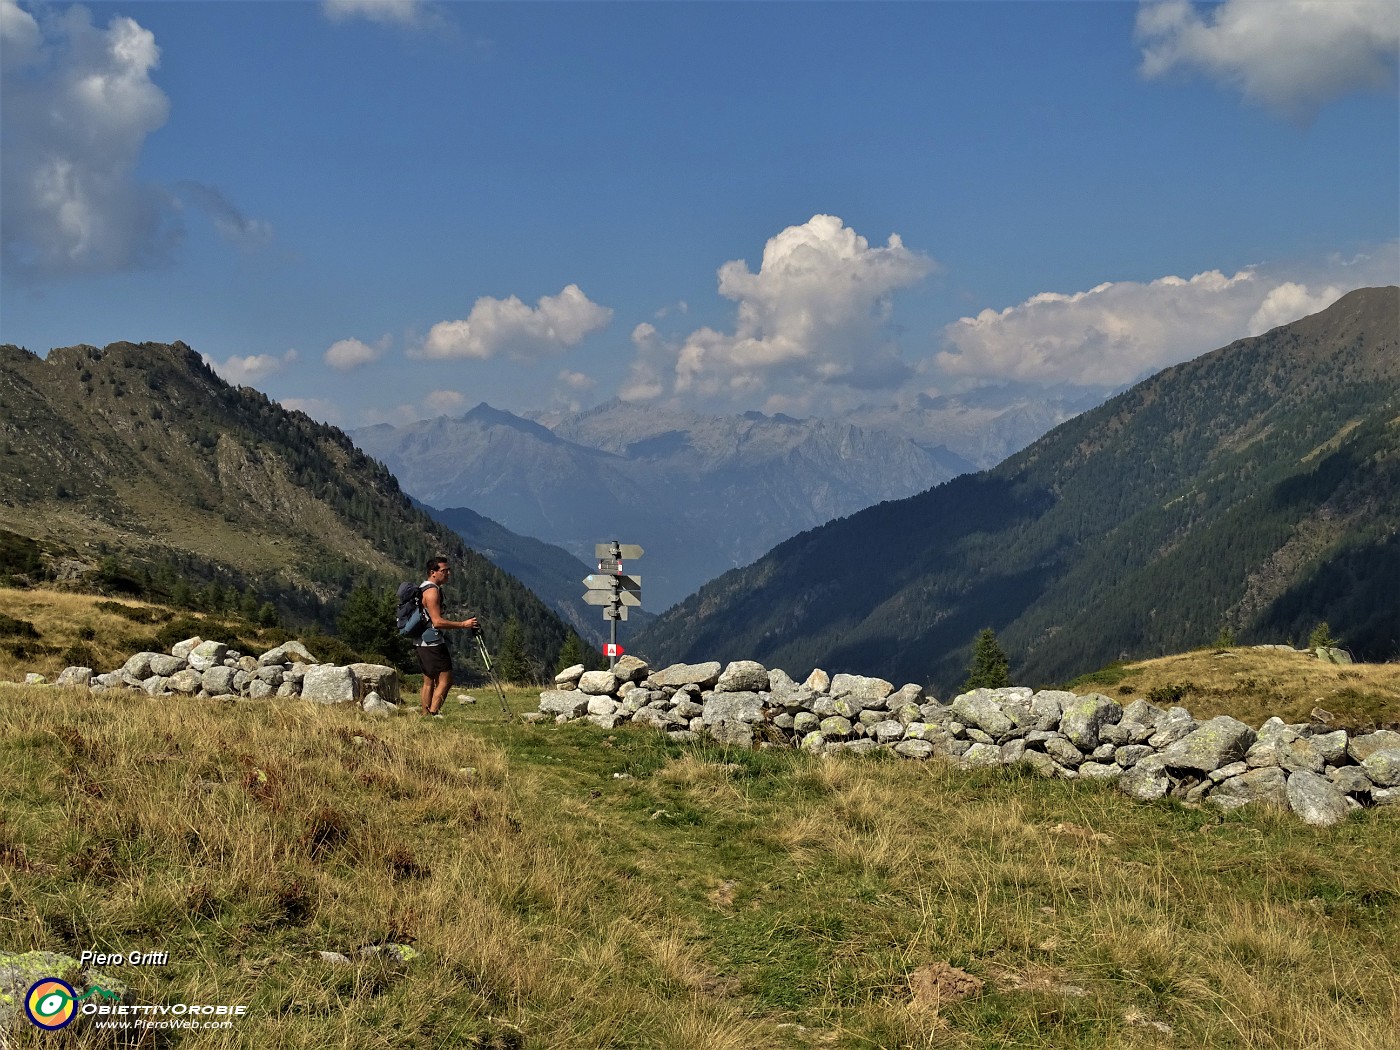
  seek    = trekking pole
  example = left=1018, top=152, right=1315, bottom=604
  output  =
left=471, top=627, right=513, bottom=719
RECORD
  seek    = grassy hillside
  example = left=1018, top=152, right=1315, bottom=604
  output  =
left=2, top=605, right=1398, bottom=1047
left=1, top=682, right=1396, bottom=1049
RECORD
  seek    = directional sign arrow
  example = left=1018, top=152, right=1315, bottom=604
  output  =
left=603, top=606, right=628, bottom=621
left=595, top=543, right=644, bottom=560
left=582, top=590, right=641, bottom=607
left=583, top=574, right=641, bottom=591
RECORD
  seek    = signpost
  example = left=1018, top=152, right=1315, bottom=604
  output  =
left=585, top=541, right=644, bottom=669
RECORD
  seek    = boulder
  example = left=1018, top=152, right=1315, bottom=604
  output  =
left=949, top=689, right=1015, bottom=738
left=578, top=670, right=620, bottom=696
left=1030, top=690, right=1074, bottom=732
left=258, top=641, right=316, bottom=667
left=962, top=742, right=1002, bottom=768
left=716, top=660, right=769, bottom=692
left=167, top=669, right=203, bottom=695
left=186, top=640, right=229, bottom=673
left=122, top=651, right=163, bottom=679
left=702, top=692, right=765, bottom=725
left=708, top=721, right=755, bottom=747
left=538, top=690, right=589, bottom=718
left=301, top=664, right=356, bottom=705
left=1059, top=694, right=1122, bottom=750
left=171, top=637, right=203, bottom=660
left=201, top=666, right=238, bottom=697
left=55, top=666, right=94, bottom=688
left=1210, top=767, right=1288, bottom=811
left=830, top=673, right=894, bottom=704
left=804, top=668, right=831, bottom=694
left=1159, top=716, right=1256, bottom=772
left=1119, top=755, right=1170, bottom=802
left=1349, top=730, right=1400, bottom=764
left=363, top=691, right=397, bottom=717
left=350, top=664, right=400, bottom=705
left=149, top=654, right=185, bottom=676
left=894, top=739, right=935, bottom=759
left=1286, top=770, right=1351, bottom=827
left=554, top=663, right=585, bottom=687
left=648, top=662, right=722, bottom=690
left=819, top=715, right=853, bottom=740
left=1361, top=749, right=1400, bottom=788
left=612, top=655, right=650, bottom=683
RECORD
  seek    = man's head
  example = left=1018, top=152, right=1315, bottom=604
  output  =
left=426, top=557, right=451, bottom=581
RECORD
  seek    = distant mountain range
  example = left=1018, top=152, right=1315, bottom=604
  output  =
left=351, top=392, right=1094, bottom=610
left=633, top=287, right=1400, bottom=693
left=0, top=340, right=577, bottom=670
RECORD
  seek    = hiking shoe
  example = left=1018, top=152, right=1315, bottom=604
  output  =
left=432, top=713, right=445, bottom=719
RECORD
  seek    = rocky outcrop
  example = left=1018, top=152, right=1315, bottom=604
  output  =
left=535, top=659, right=1398, bottom=827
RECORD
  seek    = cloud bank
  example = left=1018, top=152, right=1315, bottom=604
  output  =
left=1137, top=0, right=1400, bottom=119
left=1, top=0, right=175, bottom=280
left=324, top=337, right=382, bottom=372
left=933, top=268, right=1369, bottom=386
left=208, top=349, right=298, bottom=386
left=630, top=215, right=934, bottom=403
left=421, top=284, right=613, bottom=361
left=0, top=1, right=270, bottom=283
left=321, top=0, right=439, bottom=29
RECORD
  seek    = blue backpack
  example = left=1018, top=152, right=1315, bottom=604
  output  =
left=395, top=582, right=436, bottom=638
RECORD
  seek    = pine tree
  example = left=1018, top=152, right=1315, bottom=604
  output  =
left=964, top=628, right=1010, bottom=690
left=555, top=634, right=585, bottom=674
left=1308, top=621, right=1336, bottom=650
left=496, top=617, right=531, bottom=684
left=337, top=583, right=410, bottom=667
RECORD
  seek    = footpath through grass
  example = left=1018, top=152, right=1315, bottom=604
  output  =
left=1, top=684, right=1397, bottom=1049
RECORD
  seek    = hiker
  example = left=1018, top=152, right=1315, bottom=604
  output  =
left=416, top=557, right=479, bottom=717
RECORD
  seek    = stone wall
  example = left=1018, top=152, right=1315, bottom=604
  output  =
left=29, top=638, right=401, bottom=716
left=536, top=656, right=1400, bottom=828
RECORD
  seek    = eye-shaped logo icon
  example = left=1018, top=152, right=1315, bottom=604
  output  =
left=25, top=978, right=78, bottom=1030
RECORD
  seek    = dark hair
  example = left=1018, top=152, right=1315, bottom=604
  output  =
left=426, top=557, right=449, bottom=575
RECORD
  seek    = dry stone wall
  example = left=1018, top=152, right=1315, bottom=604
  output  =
left=536, top=656, right=1400, bottom=828
left=31, top=638, right=402, bottom=716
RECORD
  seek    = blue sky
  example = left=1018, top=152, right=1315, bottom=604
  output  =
left=2, top=0, right=1397, bottom=427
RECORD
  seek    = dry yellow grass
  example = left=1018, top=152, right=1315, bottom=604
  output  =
left=1071, top=645, right=1400, bottom=730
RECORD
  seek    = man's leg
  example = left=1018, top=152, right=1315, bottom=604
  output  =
left=420, top=671, right=436, bottom=715
left=429, top=670, right=453, bottom=715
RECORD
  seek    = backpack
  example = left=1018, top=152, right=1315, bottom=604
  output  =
left=395, top=581, right=436, bottom=638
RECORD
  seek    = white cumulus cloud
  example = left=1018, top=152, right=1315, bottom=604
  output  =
left=670, top=214, right=935, bottom=400
left=1137, top=0, right=1400, bottom=119
left=422, top=389, right=466, bottom=415
left=321, top=0, right=440, bottom=28
left=208, top=348, right=298, bottom=386
left=420, top=284, right=613, bottom=361
left=0, top=1, right=269, bottom=282
left=933, top=269, right=1360, bottom=386
left=324, top=337, right=382, bottom=372
left=1, top=1, right=176, bottom=280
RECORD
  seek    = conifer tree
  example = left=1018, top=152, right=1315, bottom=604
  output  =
left=964, top=628, right=1010, bottom=690
left=496, top=617, right=531, bottom=683
left=555, top=634, right=585, bottom=674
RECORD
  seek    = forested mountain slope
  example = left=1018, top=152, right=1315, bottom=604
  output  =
left=0, top=340, right=575, bottom=665
left=634, top=287, right=1400, bottom=692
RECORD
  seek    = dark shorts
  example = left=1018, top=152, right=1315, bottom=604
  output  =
left=416, top=643, right=452, bottom=677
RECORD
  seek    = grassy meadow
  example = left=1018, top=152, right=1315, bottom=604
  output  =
left=1, top=588, right=1398, bottom=1048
